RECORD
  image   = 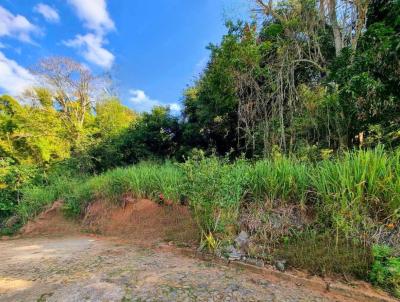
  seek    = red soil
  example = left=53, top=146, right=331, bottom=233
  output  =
left=21, top=196, right=199, bottom=245
left=21, top=201, right=81, bottom=236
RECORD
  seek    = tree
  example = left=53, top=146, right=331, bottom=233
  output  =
left=95, top=98, right=137, bottom=138
left=31, top=57, right=109, bottom=147
left=119, top=106, right=181, bottom=163
left=182, top=23, right=245, bottom=156
left=328, top=0, right=400, bottom=147
left=255, top=0, right=370, bottom=57
left=0, top=95, right=69, bottom=165
left=89, top=106, right=181, bottom=171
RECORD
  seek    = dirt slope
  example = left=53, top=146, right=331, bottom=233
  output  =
left=21, top=197, right=198, bottom=245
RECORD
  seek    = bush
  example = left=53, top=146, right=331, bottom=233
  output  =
left=0, top=158, right=42, bottom=220
left=370, top=245, right=400, bottom=297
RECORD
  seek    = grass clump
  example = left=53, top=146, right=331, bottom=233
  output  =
left=277, top=230, right=372, bottom=278
left=311, top=146, right=400, bottom=238
left=250, top=155, right=310, bottom=204
left=180, top=156, right=250, bottom=240
left=17, top=162, right=183, bottom=220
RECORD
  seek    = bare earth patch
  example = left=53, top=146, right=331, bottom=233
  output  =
left=21, top=198, right=198, bottom=246
left=0, top=235, right=370, bottom=302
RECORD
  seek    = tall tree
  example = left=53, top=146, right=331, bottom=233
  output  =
left=31, top=57, right=109, bottom=147
left=0, top=95, right=70, bottom=165
left=95, top=98, right=137, bottom=138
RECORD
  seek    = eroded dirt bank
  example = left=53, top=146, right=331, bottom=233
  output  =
left=21, top=198, right=199, bottom=245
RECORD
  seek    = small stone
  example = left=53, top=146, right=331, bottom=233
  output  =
left=246, top=258, right=264, bottom=267
left=226, top=245, right=242, bottom=261
left=234, top=231, right=249, bottom=252
left=275, top=260, right=286, bottom=272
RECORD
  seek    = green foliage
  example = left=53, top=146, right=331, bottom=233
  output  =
left=328, top=0, right=400, bottom=148
left=0, top=95, right=70, bottom=165
left=0, top=158, right=41, bottom=219
left=180, top=155, right=249, bottom=236
left=250, top=155, right=309, bottom=203
left=370, top=245, right=400, bottom=297
left=311, top=146, right=400, bottom=237
left=95, top=98, right=137, bottom=137
left=182, top=22, right=246, bottom=155
left=90, top=106, right=181, bottom=171
left=1, top=0, right=400, bottom=296
left=14, top=147, right=400, bottom=296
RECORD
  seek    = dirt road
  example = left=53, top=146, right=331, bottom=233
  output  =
left=0, top=236, right=389, bottom=302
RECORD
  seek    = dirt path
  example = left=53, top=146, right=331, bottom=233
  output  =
left=0, top=235, right=381, bottom=302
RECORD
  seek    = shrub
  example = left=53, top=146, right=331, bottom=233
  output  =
left=370, top=245, right=400, bottom=297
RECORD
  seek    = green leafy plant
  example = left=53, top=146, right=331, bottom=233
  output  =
left=370, top=245, right=400, bottom=297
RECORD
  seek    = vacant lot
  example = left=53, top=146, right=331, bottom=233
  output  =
left=0, top=235, right=367, bottom=302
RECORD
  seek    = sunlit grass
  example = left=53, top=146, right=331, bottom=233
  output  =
left=18, top=147, right=400, bottom=241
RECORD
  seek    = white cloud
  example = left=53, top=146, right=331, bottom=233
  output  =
left=170, top=103, right=182, bottom=112
left=34, top=3, right=60, bottom=23
left=63, top=33, right=114, bottom=69
left=0, top=51, right=35, bottom=95
left=129, top=89, right=181, bottom=113
left=0, top=6, right=39, bottom=43
left=67, top=0, right=114, bottom=34
left=65, top=0, right=115, bottom=69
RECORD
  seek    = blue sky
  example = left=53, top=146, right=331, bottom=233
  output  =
left=0, top=0, right=250, bottom=113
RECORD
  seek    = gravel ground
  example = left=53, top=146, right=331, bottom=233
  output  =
left=0, top=236, right=369, bottom=301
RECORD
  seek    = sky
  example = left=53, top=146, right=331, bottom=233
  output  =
left=0, top=0, right=250, bottom=113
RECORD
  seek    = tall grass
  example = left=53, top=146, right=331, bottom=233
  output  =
left=17, top=162, right=183, bottom=221
left=250, top=156, right=309, bottom=203
left=311, top=146, right=400, bottom=237
left=18, top=147, right=400, bottom=237
left=180, top=157, right=250, bottom=236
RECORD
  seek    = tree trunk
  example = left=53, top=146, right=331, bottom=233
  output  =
left=328, top=0, right=343, bottom=56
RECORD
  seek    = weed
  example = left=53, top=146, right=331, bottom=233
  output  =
left=370, top=245, right=400, bottom=297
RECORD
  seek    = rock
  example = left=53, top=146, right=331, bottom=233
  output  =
left=226, top=245, right=242, bottom=261
left=246, top=258, right=264, bottom=267
left=180, top=194, right=188, bottom=206
left=234, top=231, right=249, bottom=253
left=275, top=260, right=287, bottom=272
